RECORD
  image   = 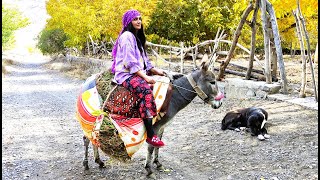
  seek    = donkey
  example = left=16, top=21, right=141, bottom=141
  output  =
left=81, top=60, right=224, bottom=177
left=143, top=62, right=224, bottom=177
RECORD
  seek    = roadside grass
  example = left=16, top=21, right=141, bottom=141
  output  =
left=2, top=58, right=15, bottom=77
left=44, top=55, right=103, bottom=80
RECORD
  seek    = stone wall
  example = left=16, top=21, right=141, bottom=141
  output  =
left=221, top=78, right=281, bottom=99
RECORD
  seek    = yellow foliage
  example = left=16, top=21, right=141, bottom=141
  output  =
left=272, top=0, right=318, bottom=48
left=44, top=0, right=317, bottom=50
left=233, top=0, right=317, bottom=49
left=45, top=0, right=157, bottom=48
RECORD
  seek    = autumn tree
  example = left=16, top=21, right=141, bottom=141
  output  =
left=146, top=0, right=243, bottom=46
left=2, top=5, right=29, bottom=50
left=45, top=0, right=157, bottom=50
left=43, top=0, right=317, bottom=52
left=272, top=0, right=318, bottom=50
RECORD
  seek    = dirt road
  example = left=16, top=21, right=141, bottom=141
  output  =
left=2, top=55, right=318, bottom=180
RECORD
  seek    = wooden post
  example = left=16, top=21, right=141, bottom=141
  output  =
left=270, top=45, right=277, bottom=78
left=293, top=9, right=307, bottom=98
left=297, top=0, right=318, bottom=102
left=266, top=0, right=288, bottom=93
left=269, top=20, right=277, bottom=79
left=246, top=0, right=259, bottom=80
left=193, top=45, right=198, bottom=70
left=261, top=0, right=272, bottom=83
left=180, top=42, right=184, bottom=74
left=86, top=39, right=90, bottom=56
left=169, top=45, right=172, bottom=71
left=217, top=2, right=253, bottom=80
left=89, top=34, right=96, bottom=55
left=154, top=47, right=158, bottom=67
left=314, top=42, right=318, bottom=63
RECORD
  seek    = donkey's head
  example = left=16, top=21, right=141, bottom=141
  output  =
left=193, top=58, right=224, bottom=109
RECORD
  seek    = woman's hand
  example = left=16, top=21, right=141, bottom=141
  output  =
left=145, top=75, right=156, bottom=84
left=151, top=68, right=165, bottom=76
left=136, top=70, right=156, bottom=84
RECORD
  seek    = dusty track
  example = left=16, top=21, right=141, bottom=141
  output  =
left=2, top=55, right=318, bottom=180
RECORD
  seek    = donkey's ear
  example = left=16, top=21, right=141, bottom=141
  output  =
left=200, top=53, right=209, bottom=72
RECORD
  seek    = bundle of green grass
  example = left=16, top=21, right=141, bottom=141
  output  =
left=95, top=70, right=131, bottom=162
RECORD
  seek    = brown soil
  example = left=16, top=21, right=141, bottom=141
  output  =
left=2, top=54, right=318, bottom=180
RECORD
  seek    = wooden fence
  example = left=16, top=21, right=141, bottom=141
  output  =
left=67, top=34, right=265, bottom=74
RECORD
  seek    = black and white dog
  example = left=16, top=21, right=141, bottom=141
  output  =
left=221, top=107, right=270, bottom=140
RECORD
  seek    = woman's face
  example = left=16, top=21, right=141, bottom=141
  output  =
left=132, top=16, right=142, bottom=30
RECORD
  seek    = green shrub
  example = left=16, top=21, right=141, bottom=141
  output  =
left=2, top=5, right=29, bottom=50
left=36, top=28, right=68, bottom=55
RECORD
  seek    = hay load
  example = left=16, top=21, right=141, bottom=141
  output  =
left=95, top=70, right=115, bottom=101
left=77, top=70, right=153, bottom=162
left=95, top=70, right=131, bottom=162
left=98, top=115, right=131, bottom=162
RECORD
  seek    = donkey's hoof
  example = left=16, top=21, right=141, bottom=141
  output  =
left=83, top=164, right=89, bottom=171
left=157, top=165, right=165, bottom=171
left=84, top=169, right=91, bottom=175
left=95, top=159, right=106, bottom=168
left=83, top=160, right=89, bottom=170
left=99, top=163, right=106, bottom=169
left=98, top=161, right=105, bottom=168
left=147, top=173, right=156, bottom=179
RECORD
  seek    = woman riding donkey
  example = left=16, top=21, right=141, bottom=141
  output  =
left=111, top=9, right=165, bottom=147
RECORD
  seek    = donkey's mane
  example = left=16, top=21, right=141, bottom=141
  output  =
left=172, top=73, right=185, bottom=81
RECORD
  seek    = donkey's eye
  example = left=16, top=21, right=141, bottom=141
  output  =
left=210, top=81, right=216, bottom=85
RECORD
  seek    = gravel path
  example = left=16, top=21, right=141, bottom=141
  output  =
left=2, top=57, right=85, bottom=179
left=2, top=55, right=318, bottom=180
left=2, top=1, right=318, bottom=179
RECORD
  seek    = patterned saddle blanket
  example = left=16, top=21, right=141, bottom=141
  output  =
left=103, top=75, right=170, bottom=118
left=76, top=73, right=170, bottom=157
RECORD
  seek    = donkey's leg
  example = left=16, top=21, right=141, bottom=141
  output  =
left=153, top=129, right=165, bottom=170
left=145, top=144, right=155, bottom=177
left=93, top=145, right=105, bottom=168
left=83, top=136, right=90, bottom=170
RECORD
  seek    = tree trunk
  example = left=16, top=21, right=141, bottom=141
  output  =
left=297, top=0, right=318, bottom=102
left=293, top=9, right=307, bottom=98
left=290, top=42, right=294, bottom=58
left=261, top=0, right=272, bottom=84
left=270, top=46, right=277, bottom=78
left=86, top=39, right=90, bottom=56
left=217, top=2, right=254, bottom=80
left=246, top=0, right=259, bottom=80
left=269, top=20, right=278, bottom=78
left=180, top=42, right=184, bottom=74
left=89, top=34, right=96, bottom=55
left=266, top=0, right=288, bottom=93
left=314, top=42, right=318, bottom=63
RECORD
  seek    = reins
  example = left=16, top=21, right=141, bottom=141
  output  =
left=156, top=80, right=195, bottom=102
left=156, top=74, right=209, bottom=103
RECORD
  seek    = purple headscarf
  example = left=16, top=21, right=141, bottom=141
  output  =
left=111, top=9, right=141, bottom=73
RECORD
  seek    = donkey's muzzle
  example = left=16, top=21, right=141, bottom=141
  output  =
left=214, top=92, right=224, bottom=101
left=211, top=92, right=224, bottom=109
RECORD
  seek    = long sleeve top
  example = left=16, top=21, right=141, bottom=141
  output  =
left=113, top=31, right=154, bottom=84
